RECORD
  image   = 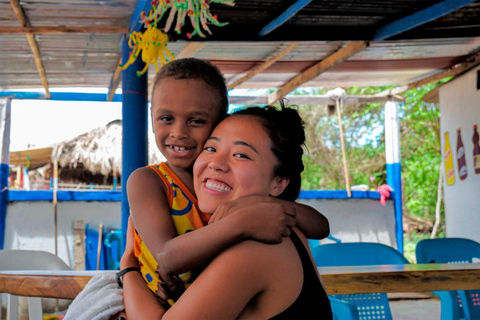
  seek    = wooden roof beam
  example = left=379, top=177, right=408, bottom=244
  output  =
left=376, top=52, right=480, bottom=97
left=0, top=26, right=128, bottom=34
left=228, top=42, right=299, bottom=90
left=10, top=0, right=50, bottom=99
left=175, top=43, right=206, bottom=59
left=268, top=41, right=368, bottom=105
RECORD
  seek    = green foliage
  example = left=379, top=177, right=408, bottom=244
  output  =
left=296, top=81, right=448, bottom=234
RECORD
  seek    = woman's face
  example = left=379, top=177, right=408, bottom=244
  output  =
left=193, top=115, right=288, bottom=214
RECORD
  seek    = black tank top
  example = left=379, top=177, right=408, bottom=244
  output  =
left=270, top=230, right=332, bottom=320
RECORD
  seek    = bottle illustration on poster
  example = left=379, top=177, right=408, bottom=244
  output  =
left=473, top=124, right=480, bottom=175
left=444, top=131, right=455, bottom=185
left=456, top=128, right=468, bottom=181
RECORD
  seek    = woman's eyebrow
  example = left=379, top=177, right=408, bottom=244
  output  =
left=234, top=141, right=259, bottom=154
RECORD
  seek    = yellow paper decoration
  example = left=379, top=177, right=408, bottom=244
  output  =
left=119, top=24, right=174, bottom=76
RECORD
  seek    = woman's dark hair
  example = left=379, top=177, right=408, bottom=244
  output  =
left=233, top=104, right=305, bottom=201
left=152, top=58, right=228, bottom=121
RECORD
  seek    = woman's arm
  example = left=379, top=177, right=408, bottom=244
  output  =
left=161, top=238, right=302, bottom=320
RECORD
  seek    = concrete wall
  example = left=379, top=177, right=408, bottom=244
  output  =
left=4, top=201, right=121, bottom=268
left=439, top=66, right=480, bottom=243
left=298, top=198, right=397, bottom=248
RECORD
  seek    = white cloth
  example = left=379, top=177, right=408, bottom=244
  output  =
left=64, top=271, right=124, bottom=320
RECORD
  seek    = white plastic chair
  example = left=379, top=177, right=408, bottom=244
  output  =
left=0, top=250, right=71, bottom=320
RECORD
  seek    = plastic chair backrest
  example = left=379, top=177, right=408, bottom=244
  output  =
left=0, top=250, right=71, bottom=320
left=416, top=238, right=480, bottom=320
left=313, top=242, right=409, bottom=320
left=104, top=229, right=122, bottom=270
left=313, top=242, right=409, bottom=267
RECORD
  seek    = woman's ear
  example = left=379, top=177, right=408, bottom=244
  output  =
left=270, top=177, right=290, bottom=197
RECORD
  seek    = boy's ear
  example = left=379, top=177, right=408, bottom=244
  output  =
left=270, top=177, right=290, bottom=197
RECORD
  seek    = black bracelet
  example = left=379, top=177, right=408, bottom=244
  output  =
left=116, top=267, right=141, bottom=288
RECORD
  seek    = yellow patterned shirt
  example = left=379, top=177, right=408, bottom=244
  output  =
left=133, top=162, right=210, bottom=302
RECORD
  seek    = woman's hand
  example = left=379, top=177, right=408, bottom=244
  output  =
left=209, top=195, right=296, bottom=244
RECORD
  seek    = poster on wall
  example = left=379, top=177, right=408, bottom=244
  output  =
left=456, top=128, right=468, bottom=181
left=444, top=131, right=455, bottom=185
left=473, top=124, right=480, bottom=175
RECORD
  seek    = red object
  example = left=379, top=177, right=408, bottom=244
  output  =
left=377, top=184, right=393, bottom=206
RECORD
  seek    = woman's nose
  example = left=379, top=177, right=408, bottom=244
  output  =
left=208, top=153, right=229, bottom=172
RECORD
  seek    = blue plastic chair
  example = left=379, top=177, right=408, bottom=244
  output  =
left=416, top=237, right=480, bottom=320
left=313, top=242, right=409, bottom=320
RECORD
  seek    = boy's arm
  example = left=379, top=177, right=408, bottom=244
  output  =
left=209, top=195, right=330, bottom=240
left=127, top=168, right=295, bottom=284
left=290, top=201, right=330, bottom=239
left=122, top=217, right=166, bottom=319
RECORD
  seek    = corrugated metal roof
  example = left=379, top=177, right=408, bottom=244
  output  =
left=0, top=0, right=479, bottom=93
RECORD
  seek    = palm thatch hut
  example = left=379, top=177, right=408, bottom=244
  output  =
left=48, top=120, right=165, bottom=187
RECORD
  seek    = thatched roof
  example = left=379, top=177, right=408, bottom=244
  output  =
left=51, top=120, right=165, bottom=177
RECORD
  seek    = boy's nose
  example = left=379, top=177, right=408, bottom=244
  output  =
left=170, top=124, right=188, bottom=139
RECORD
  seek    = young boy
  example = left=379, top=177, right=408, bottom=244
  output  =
left=120, top=58, right=329, bottom=318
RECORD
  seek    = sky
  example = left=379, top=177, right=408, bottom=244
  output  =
left=8, top=88, right=262, bottom=152
left=10, top=99, right=123, bottom=151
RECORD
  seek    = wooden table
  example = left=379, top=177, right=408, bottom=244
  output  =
left=319, top=263, right=480, bottom=295
left=1, top=264, right=480, bottom=299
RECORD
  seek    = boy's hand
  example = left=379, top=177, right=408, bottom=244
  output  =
left=210, top=195, right=296, bottom=244
left=155, top=265, right=185, bottom=304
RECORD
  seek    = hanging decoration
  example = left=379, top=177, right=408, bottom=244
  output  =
left=121, top=0, right=234, bottom=76
left=119, top=23, right=174, bottom=76
left=146, top=0, right=235, bottom=38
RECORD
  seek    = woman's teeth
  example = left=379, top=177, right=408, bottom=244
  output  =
left=206, top=180, right=232, bottom=192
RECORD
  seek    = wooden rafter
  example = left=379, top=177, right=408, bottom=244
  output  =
left=230, top=94, right=404, bottom=106
left=107, top=56, right=122, bottom=102
left=376, top=52, right=480, bottom=97
left=0, top=26, right=128, bottom=34
left=267, top=41, right=368, bottom=104
left=176, top=43, right=206, bottom=59
left=228, top=42, right=299, bottom=90
left=10, top=0, right=50, bottom=99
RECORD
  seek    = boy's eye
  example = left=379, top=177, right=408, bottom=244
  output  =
left=159, top=116, right=173, bottom=122
left=204, top=146, right=216, bottom=152
left=191, top=118, right=207, bottom=125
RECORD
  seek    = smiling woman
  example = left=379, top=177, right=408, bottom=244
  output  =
left=155, top=106, right=333, bottom=319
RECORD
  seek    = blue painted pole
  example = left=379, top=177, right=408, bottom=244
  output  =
left=258, top=0, right=312, bottom=36
left=374, top=0, right=476, bottom=40
left=385, top=101, right=403, bottom=253
left=0, top=99, right=11, bottom=249
left=121, top=38, right=148, bottom=252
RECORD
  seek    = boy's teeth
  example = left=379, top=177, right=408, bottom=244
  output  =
left=172, top=146, right=190, bottom=152
left=206, top=180, right=231, bottom=192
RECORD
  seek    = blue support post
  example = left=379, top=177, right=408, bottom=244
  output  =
left=0, top=99, right=11, bottom=249
left=385, top=101, right=404, bottom=253
left=121, top=38, right=148, bottom=251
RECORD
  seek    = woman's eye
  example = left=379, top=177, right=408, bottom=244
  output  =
left=234, top=153, right=251, bottom=159
left=204, top=146, right=216, bottom=152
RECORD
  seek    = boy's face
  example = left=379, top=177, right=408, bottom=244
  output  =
left=151, top=78, right=222, bottom=172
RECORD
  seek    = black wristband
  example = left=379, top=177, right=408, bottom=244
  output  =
left=116, top=267, right=141, bottom=288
